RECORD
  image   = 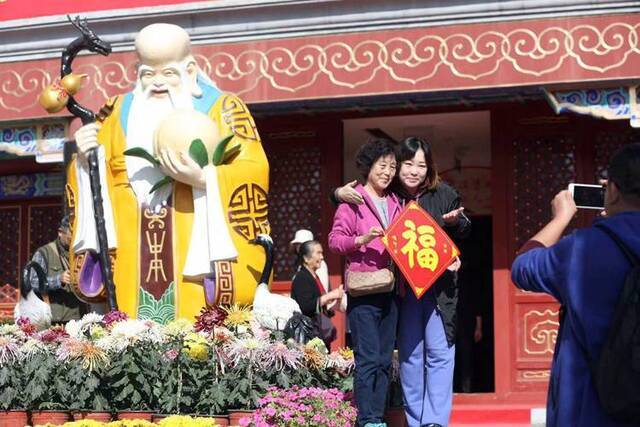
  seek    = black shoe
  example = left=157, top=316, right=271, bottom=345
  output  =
left=423, top=424, right=443, bottom=427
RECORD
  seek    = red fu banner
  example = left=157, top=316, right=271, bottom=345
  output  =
left=382, top=201, right=460, bottom=299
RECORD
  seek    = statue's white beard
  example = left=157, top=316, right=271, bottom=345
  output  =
left=125, top=83, right=195, bottom=208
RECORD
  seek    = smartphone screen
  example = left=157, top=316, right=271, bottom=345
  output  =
left=570, top=184, right=605, bottom=209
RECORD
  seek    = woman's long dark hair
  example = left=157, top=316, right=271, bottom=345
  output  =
left=296, top=240, right=321, bottom=268
left=396, top=136, right=440, bottom=192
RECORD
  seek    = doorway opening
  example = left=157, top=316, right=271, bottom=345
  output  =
left=343, top=111, right=495, bottom=393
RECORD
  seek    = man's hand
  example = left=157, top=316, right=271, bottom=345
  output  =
left=527, top=189, right=577, bottom=248
left=336, top=180, right=364, bottom=205
left=599, top=179, right=608, bottom=217
left=158, top=149, right=206, bottom=189
left=356, top=226, right=384, bottom=246
left=551, top=190, right=577, bottom=224
left=74, top=123, right=101, bottom=164
left=443, top=207, right=465, bottom=225
left=61, top=270, right=72, bottom=287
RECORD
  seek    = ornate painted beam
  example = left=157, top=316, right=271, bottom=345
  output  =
left=1, top=13, right=639, bottom=121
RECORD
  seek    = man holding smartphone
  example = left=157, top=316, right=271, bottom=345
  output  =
left=511, top=143, right=640, bottom=427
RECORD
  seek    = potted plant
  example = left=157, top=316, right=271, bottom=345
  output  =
left=155, top=329, right=218, bottom=420
left=0, top=335, right=28, bottom=427
left=242, top=386, right=357, bottom=426
left=106, top=342, right=161, bottom=420
left=65, top=363, right=112, bottom=421
left=23, top=349, right=71, bottom=425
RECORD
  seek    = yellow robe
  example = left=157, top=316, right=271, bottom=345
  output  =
left=66, top=92, right=270, bottom=321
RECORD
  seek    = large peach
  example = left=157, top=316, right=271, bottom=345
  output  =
left=153, top=109, right=220, bottom=164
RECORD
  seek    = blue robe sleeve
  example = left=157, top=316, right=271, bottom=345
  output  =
left=511, top=233, right=575, bottom=304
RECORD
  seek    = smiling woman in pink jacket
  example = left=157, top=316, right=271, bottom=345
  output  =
left=329, top=139, right=402, bottom=427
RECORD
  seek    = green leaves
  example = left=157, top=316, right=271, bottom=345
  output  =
left=123, top=147, right=159, bottom=166
left=188, top=139, right=209, bottom=168
left=149, top=176, right=173, bottom=194
left=106, top=344, right=161, bottom=411
left=212, top=134, right=237, bottom=165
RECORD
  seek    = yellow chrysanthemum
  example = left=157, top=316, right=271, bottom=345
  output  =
left=304, top=346, right=326, bottom=370
left=339, top=347, right=354, bottom=360
left=75, top=341, right=109, bottom=371
left=158, top=414, right=218, bottom=426
left=183, top=332, right=209, bottom=361
left=49, top=421, right=105, bottom=427
left=106, top=420, right=156, bottom=427
left=222, top=304, right=253, bottom=328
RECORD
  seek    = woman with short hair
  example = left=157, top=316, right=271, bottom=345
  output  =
left=335, top=137, right=470, bottom=427
left=329, top=138, right=403, bottom=427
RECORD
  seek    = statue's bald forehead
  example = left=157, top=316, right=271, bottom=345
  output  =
left=135, top=23, right=191, bottom=66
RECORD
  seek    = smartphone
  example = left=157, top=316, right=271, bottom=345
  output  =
left=568, top=183, right=605, bottom=210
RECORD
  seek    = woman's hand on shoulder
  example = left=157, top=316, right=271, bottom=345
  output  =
left=336, top=180, right=364, bottom=205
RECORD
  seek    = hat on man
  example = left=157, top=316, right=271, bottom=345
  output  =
left=290, top=229, right=314, bottom=245
left=59, top=215, right=70, bottom=231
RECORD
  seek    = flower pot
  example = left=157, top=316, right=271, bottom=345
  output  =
left=0, top=410, right=29, bottom=427
left=31, top=410, right=71, bottom=426
left=383, top=407, right=407, bottom=427
left=152, top=413, right=169, bottom=422
left=117, top=410, right=155, bottom=421
left=73, top=411, right=113, bottom=421
left=211, top=415, right=229, bottom=426
left=228, top=410, right=253, bottom=426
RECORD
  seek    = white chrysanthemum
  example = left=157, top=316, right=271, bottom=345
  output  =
left=21, top=338, right=49, bottom=359
left=95, top=334, right=128, bottom=354
left=164, top=318, right=194, bottom=337
left=225, top=336, right=267, bottom=366
left=108, top=319, right=165, bottom=348
left=110, top=319, right=149, bottom=340
left=0, top=324, right=21, bottom=336
left=64, top=319, right=82, bottom=338
left=0, top=336, right=21, bottom=366
left=66, top=312, right=105, bottom=339
left=80, top=312, right=104, bottom=325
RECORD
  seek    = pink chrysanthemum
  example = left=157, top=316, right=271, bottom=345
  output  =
left=102, top=310, right=129, bottom=328
left=260, top=341, right=302, bottom=371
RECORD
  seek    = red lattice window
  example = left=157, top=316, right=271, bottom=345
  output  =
left=0, top=206, right=21, bottom=287
left=267, top=146, right=323, bottom=281
left=594, top=128, right=639, bottom=181
left=512, top=135, right=577, bottom=253
left=28, top=204, right=63, bottom=256
left=0, top=284, right=18, bottom=305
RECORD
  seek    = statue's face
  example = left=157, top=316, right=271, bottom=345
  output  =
left=139, top=62, right=183, bottom=99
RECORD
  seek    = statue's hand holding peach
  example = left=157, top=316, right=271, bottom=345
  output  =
left=157, top=148, right=206, bottom=189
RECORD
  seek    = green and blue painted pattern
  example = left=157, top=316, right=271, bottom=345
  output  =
left=137, top=282, right=176, bottom=324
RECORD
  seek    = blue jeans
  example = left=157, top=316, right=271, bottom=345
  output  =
left=348, top=292, right=399, bottom=426
left=399, top=291, right=455, bottom=427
